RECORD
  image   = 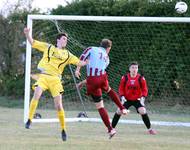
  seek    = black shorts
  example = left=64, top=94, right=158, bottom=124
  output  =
left=91, top=95, right=103, bottom=103
left=123, top=100, right=144, bottom=113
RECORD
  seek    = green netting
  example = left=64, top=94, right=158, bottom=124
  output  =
left=31, top=19, right=190, bottom=115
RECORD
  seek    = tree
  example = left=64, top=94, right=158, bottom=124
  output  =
left=0, top=0, right=40, bottom=97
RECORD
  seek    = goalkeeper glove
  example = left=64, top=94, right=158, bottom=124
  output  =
left=120, top=96, right=127, bottom=105
left=138, top=97, right=145, bottom=106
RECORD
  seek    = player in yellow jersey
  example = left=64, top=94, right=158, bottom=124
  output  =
left=24, top=27, right=87, bottom=141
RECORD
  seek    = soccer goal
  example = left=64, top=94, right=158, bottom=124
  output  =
left=24, top=15, right=190, bottom=126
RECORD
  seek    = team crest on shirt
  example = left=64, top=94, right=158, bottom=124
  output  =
left=52, top=50, right=67, bottom=60
left=130, top=80, right=135, bottom=85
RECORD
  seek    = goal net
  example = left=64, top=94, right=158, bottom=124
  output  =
left=24, top=15, right=190, bottom=124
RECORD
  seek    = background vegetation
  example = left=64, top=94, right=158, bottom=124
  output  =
left=0, top=0, right=189, bottom=108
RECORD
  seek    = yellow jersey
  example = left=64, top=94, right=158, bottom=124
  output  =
left=32, top=40, right=80, bottom=77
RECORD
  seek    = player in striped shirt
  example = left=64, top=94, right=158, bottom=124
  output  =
left=75, top=39, right=129, bottom=139
left=24, top=27, right=87, bottom=141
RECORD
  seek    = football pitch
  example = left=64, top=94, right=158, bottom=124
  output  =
left=0, top=107, right=190, bottom=150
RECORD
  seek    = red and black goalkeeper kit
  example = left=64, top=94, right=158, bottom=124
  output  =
left=119, top=73, right=148, bottom=101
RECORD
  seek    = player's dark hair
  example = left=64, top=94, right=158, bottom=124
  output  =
left=100, top=39, right=112, bottom=49
left=128, top=61, right=139, bottom=68
left=128, top=61, right=144, bottom=76
left=55, top=33, right=68, bottom=46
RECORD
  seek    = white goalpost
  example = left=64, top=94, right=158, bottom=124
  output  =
left=24, top=15, right=190, bottom=127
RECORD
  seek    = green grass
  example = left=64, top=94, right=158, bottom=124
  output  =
left=0, top=96, right=190, bottom=150
left=0, top=107, right=190, bottom=150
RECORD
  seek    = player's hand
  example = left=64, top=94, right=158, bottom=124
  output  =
left=77, top=80, right=86, bottom=89
left=116, top=108, right=130, bottom=115
left=75, top=70, right=81, bottom=79
left=85, top=59, right=89, bottom=65
left=138, top=97, right=145, bottom=106
left=82, top=59, right=89, bottom=66
left=24, top=27, right=30, bottom=35
left=31, top=74, right=39, bottom=81
left=120, top=96, right=127, bottom=105
left=77, top=82, right=84, bottom=89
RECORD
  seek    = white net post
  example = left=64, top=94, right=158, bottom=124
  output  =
left=24, top=16, right=32, bottom=123
left=24, top=15, right=190, bottom=125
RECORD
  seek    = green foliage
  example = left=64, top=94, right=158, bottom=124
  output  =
left=50, top=0, right=190, bottom=105
left=0, top=7, right=41, bottom=98
left=52, top=0, right=117, bottom=16
left=1, top=0, right=190, bottom=103
left=51, top=0, right=190, bottom=16
left=7, top=8, right=41, bottom=25
left=0, top=74, right=24, bottom=98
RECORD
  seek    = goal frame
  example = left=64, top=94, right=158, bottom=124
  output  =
left=24, top=14, right=190, bottom=124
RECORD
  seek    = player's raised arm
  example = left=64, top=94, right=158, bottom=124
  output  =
left=78, top=59, right=89, bottom=67
left=75, top=60, right=88, bottom=79
left=24, top=27, right=34, bottom=45
left=75, top=47, right=90, bottom=78
left=75, top=66, right=81, bottom=79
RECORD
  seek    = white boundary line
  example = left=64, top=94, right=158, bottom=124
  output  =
left=32, top=118, right=190, bottom=127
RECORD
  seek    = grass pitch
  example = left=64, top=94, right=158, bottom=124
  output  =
left=0, top=107, right=190, bottom=150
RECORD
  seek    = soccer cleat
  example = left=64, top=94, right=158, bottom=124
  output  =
left=108, top=128, right=116, bottom=139
left=61, top=129, right=67, bottom=141
left=148, top=129, right=157, bottom=135
left=25, top=119, right=31, bottom=129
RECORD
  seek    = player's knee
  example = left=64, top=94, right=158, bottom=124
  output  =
left=95, top=101, right=104, bottom=109
left=54, top=102, right=63, bottom=111
left=106, top=86, right=111, bottom=93
left=91, top=95, right=103, bottom=103
left=91, top=95, right=104, bottom=109
left=33, top=86, right=43, bottom=100
left=138, top=107, right=146, bottom=115
left=54, top=96, right=63, bottom=110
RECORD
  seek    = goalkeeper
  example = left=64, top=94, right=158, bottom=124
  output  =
left=24, top=27, right=87, bottom=141
left=111, top=61, right=157, bottom=135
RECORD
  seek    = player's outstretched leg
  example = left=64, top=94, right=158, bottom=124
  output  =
left=107, top=89, right=128, bottom=115
left=25, top=98, right=39, bottom=129
left=108, top=128, right=116, bottom=139
left=98, top=107, right=116, bottom=139
left=111, top=112, right=121, bottom=128
left=92, top=95, right=116, bottom=139
left=25, top=87, right=42, bottom=129
left=54, top=94, right=67, bottom=141
left=57, top=109, right=67, bottom=141
left=141, top=113, right=157, bottom=135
